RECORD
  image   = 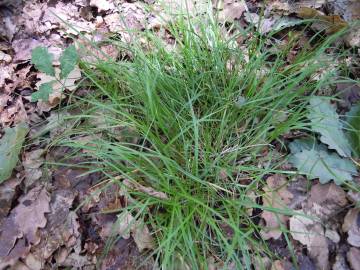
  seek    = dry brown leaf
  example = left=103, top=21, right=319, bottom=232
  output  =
left=0, top=51, right=12, bottom=63
left=342, top=208, right=360, bottom=247
left=308, top=228, right=329, bottom=270
left=0, top=177, right=21, bottom=220
left=30, top=189, right=79, bottom=260
left=90, top=0, right=115, bottom=12
left=12, top=38, right=42, bottom=62
left=289, top=210, right=317, bottom=246
left=306, top=183, right=348, bottom=221
left=104, top=3, right=146, bottom=36
left=35, top=66, right=81, bottom=112
left=0, top=64, right=13, bottom=89
left=260, top=175, right=293, bottom=240
left=123, top=179, right=168, bottom=200
left=271, top=260, right=293, bottom=270
left=218, top=0, right=247, bottom=23
left=116, top=210, right=155, bottom=252
left=289, top=212, right=329, bottom=269
left=0, top=186, right=50, bottom=261
left=23, top=149, right=45, bottom=188
left=347, top=247, right=360, bottom=270
left=296, top=7, right=348, bottom=35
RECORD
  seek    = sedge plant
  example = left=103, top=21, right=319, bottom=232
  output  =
left=53, top=8, right=352, bottom=270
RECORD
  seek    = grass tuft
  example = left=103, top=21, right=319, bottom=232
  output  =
left=55, top=10, right=351, bottom=270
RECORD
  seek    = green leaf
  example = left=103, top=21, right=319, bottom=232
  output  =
left=31, top=47, right=55, bottom=76
left=289, top=140, right=357, bottom=185
left=59, top=45, right=79, bottom=79
left=308, top=96, right=352, bottom=157
left=346, top=103, right=360, bottom=157
left=0, top=123, right=28, bottom=183
left=31, top=82, right=54, bottom=102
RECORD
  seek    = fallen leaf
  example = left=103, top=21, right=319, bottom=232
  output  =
left=0, top=64, right=14, bottom=90
left=116, top=210, right=155, bottom=252
left=12, top=38, right=42, bottom=62
left=297, top=7, right=348, bottom=35
left=218, top=0, right=247, bottom=23
left=90, top=0, right=115, bottom=12
left=0, top=123, right=28, bottom=183
left=0, top=51, right=12, bottom=63
left=23, top=149, right=45, bottom=188
left=271, top=260, right=293, bottom=270
left=0, top=177, right=21, bottom=220
left=35, top=66, right=81, bottom=111
left=123, top=179, right=168, bottom=200
left=289, top=210, right=317, bottom=246
left=342, top=208, right=360, bottom=247
left=289, top=212, right=329, bottom=270
left=0, top=186, right=50, bottom=258
left=260, top=175, right=293, bottom=240
left=306, top=183, right=348, bottom=221
left=308, top=96, right=352, bottom=157
left=289, top=139, right=357, bottom=185
left=347, top=247, right=360, bottom=270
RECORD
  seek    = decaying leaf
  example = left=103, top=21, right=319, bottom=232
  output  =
left=347, top=247, right=360, bottom=270
left=90, top=0, right=115, bottom=12
left=289, top=211, right=329, bottom=270
left=260, top=175, right=293, bottom=240
left=306, top=183, right=348, bottom=221
left=0, top=177, right=21, bottom=220
left=35, top=66, right=81, bottom=111
left=342, top=208, right=360, bottom=247
left=0, top=123, right=28, bottom=183
left=289, top=139, right=357, bottom=185
left=308, top=96, right=352, bottom=157
left=218, top=0, right=247, bottom=23
left=116, top=210, right=155, bottom=252
left=0, top=186, right=50, bottom=262
left=296, top=7, right=348, bottom=35
left=289, top=210, right=317, bottom=246
left=123, top=179, right=168, bottom=200
left=23, top=149, right=45, bottom=188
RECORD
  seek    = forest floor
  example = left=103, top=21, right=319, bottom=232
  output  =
left=0, top=0, right=360, bottom=269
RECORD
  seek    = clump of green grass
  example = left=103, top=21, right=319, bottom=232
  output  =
left=56, top=10, right=349, bottom=270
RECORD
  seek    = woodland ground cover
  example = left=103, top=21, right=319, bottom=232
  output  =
left=0, top=1, right=359, bottom=269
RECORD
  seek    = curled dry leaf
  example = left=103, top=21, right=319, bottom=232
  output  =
left=342, top=208, right=360, bottom=247
left=260, top=174, right=293, bottom=240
